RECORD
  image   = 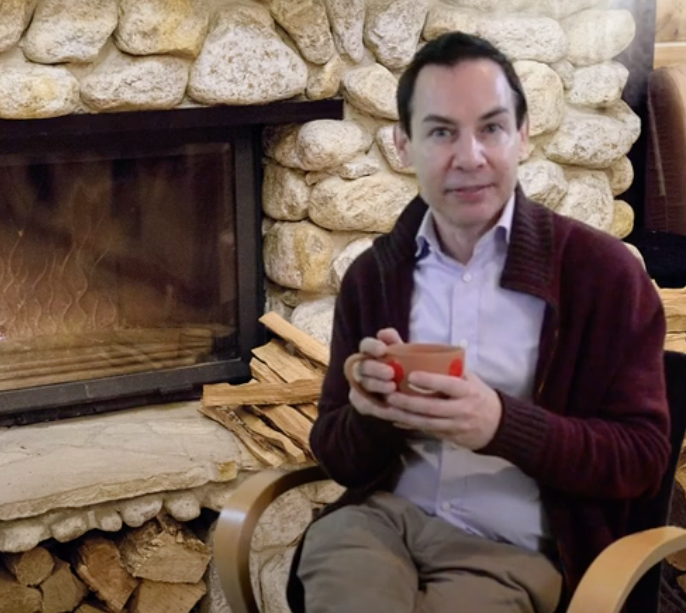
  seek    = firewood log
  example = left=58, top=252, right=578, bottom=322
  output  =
left=39, top=559, right=88, bottom=613
left=74, top=535, right=138, bottom=613
left=118, top=514, right=211, bottom=584
left=2, top=546, right=54, bottom=586
left=0, top=569, right=41, bottom=613
left=128, top=579, right=206, bottom=613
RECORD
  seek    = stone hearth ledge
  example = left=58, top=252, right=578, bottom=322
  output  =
left=0, top=402, right=307, bottom=553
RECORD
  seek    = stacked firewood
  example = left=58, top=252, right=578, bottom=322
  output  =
left=200, top=312, right=329, bottom=466
left=0, top=513, right=210, bottom=613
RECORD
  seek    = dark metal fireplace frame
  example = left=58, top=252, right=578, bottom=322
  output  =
left=0, top=98, right=343, bottom=425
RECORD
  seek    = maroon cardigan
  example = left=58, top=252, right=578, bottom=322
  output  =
left=308, top=191, right=670, bottom=594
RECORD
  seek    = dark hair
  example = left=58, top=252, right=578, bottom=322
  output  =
left=397, top=32, right=528, bottom=137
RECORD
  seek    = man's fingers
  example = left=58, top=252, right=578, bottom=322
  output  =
left=349, top=388, right=394, bottom=420
left=377, top=328, right=403, bottom=346
left=359, top=336, right=390, bottom=358
left=407, top=370, right=468, bottom=396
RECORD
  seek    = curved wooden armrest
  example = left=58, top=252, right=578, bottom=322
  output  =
left=566, top=526, right=686, bottom=613
left=213, top=465, right=329, bottom=613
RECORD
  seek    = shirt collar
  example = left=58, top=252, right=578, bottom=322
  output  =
left=415, top=193, right=516, bottom=258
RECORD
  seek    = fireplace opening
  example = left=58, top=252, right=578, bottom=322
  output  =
left=0, top=100, right=342, bottom=426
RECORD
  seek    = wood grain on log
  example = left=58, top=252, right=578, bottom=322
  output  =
left=250, top=357, right=285, bottom=383
left=2, top=546, right=54, bottom=586
left=119, top=514, right=211, bottom=584
left=75, top=603, right=115, bottom=613
left=240, top=410, right=307, bottom=463
left=128, top=579, right=206, bottom=613
left=0, top=568, right=42, bottom=613
left=198, top=405, right=285, bottom=467
left=74, top=535, right=138, bottom=613
left=40, top=559, right=88, bottom=613
left=202, top=379, right=321, bottom=407
left=252, top=340, right=322, bottom=383
left=249, top=405, right=313, bottom=453
left=294, top=403, right=319, bottom=422
left=259, top=312, right=330, bottom=367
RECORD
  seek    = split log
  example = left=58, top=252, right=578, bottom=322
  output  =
left=40, top=559, right=88, bottom=613
left=240, top=409, right=307, bottom=463
left=128, top=579, right=206, bottom=613
left=199, top=405, right=285, bottom=467
left=74, top=534, right=139, bottom=613
left=0, top=568, right=41, bottom=613
left=259, top=312, right=330, bottom=368
left=250, top=357, right=285, bottom=383
left=249, top=404, right=313, bottom=452
left=202, top=379, right=321, bottom=408
left=295, top=403, right=319, bottom=422
left=119, top=513, right=211, bottom=584
left=2, top=546, right=54, bottom=586
left=252, top=340, right=322, bottom=383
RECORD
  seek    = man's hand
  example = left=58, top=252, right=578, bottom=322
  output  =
left=384, top=370, right=503, bottom=450
left=348, top=328, right=404, bottom=417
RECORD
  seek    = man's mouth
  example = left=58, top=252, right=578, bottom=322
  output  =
left=448, top=184, right=491, bottom=194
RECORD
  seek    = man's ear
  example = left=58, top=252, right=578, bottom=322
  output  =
left=518, top=116, right=530, bottom=161
left=393, top=124, right=413, bottom=168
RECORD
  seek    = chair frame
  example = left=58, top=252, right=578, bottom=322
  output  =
left=213, top=465, right=686, bottom=613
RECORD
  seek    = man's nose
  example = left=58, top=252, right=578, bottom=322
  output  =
left=451, top=134, right=486, bottom=170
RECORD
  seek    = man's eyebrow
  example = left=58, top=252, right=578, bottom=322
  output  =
left=421, top=107, right=509, bottom=125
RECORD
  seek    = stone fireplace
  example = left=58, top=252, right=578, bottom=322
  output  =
left=0, top=1, right=651, bottom=612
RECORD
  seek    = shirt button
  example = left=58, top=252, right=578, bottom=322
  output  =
left=441, top=501, right=451, bottom=512
left=462, top=273, right=472, bottom=283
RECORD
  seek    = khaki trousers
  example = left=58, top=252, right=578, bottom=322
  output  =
left=297, top=492, right=562, bottom=613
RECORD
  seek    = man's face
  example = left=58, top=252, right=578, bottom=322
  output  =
left=395, top=59, right=529, bottom=232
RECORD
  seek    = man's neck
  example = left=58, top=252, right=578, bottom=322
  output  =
left=431, top=211, right=501, bottom=265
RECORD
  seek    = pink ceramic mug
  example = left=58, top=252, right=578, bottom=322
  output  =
left=344, top=343, right=465, bottom=405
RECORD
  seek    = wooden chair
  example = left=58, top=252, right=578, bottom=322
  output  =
left=213, top=351, right=686, bottom=613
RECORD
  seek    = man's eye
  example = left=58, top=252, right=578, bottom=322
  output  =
left=430, top=127, right=452, bottom=138
left=483, top=123, right=502, bottom=134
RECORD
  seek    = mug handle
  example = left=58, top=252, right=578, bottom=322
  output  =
left=343, top=352, right=388, bottom=408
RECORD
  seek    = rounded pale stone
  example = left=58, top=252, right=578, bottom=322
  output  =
left=164, top=492, right=202, bottom=522
left=0, top=60, right=79, bottom=119
left=514, top=61, right=564, bottom=137
left=539, top=0, right=609, bottom=20
left=262, top=163, right=310, bottom=221
left=518, top=159, right=568, bottom=209
left=264, top=283, right=295, bottom=322
left=323, top=0, right=365, bottom=63
left=550, top=60, right=575, bottom=90
left=50, top=513, right=88, bottom=542
left=556, top=170, right=614, bottom=232
left=269, top=0, right=334, bottom=65
left=563, top=9, right=636, bottom=66
left=297, top=120, right=373, bottom=171
left=440, top=0, right=499, bottom=10
left=423, top=5, right=482, bottom=40
left=479, top=17, right=567, bottom=63
left=606, top=156, right=634, bottom=196
left=260, top=547, right=297, bottom=613
left=606, top=99, right=641, bottom=144
left=300, top=480, right=345, bottom=505
left=332, top=237, right=374, bottom=290
left=307, top=54, right=344, bottom=100
left=0, top=0, right=36, bottom=53
left=92, top=506, right=123, bottom=533
left=0, top=519, right=49, bottom=553
left=376, top=125, right=414, bottom=174
left=543, top=105, right=639, bottom=169
left=611, top=199, right=634, bottom=239
left=309, top=173, right=418, bottom=233
left=334, top=154, right=382, bottom=180
left=290, top=296, right=337, bottom=346
left=264, top=124, right=300, bottom=167
left=23, top=0, right=117, bottom=64
left=81, top=48, right=190, bottom=112
left=567, top=62, right=629, bottom=108
left=364, top=0, right=429, bottom=70
left=342, top=64, right=399, bottom=120
left=118, top=495, right=164, bottom=528
left=188, top=6, right=307, bottom=106
left=263, top=221, right=335, bottom=291
left=114, top=0, right=209, bottom=59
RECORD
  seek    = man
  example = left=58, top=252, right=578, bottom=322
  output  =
left=288, top=32, right=670, bottom=613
